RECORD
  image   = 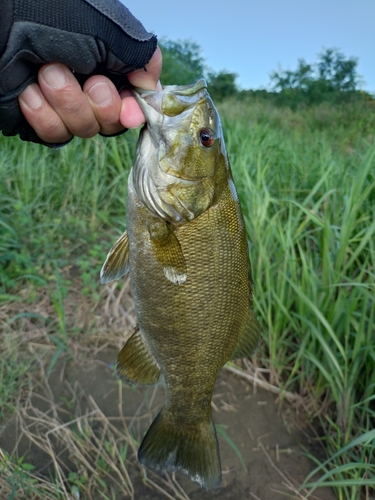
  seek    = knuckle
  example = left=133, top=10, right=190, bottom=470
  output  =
left=71, top=118, right=100, bottom=138
left=97, top=111, right=118, bottom=129
left=41, top=115, right=70, bottom=142
left=58, top=94, right=85, bottom=114
left=99, top=121, right=124, bottom=136
left=54, top=95, right=100, bottom=138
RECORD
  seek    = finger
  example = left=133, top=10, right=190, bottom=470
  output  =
left=38, top=63, right=100, bottom=138
left=120, top=47, right=163, bottom=129
left=83, top=75, right=124, bottom=136
left=119, top=88, right=146, bottom=129
left=18, top=83, right=73, bottom=143
left=127, top=46, right=163, bottom=90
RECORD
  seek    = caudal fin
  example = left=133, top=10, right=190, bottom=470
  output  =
left=138, top=409, right=221, bottom=490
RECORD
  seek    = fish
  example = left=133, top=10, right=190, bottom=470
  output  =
left=100, top=79, right=260, bottom=490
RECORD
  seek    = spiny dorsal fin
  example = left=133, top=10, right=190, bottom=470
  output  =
left=116, top=326, right=161, bottom=386
left=230, top=307, right=261, bottom=360
left=100, top=230, right=129, bottom=284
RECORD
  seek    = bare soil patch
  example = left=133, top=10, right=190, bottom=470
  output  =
left=1, top=347, right=336, bottom=499
left=0, top=278, right=336, bottom=499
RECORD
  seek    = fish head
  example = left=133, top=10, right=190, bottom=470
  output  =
left=132, top=80, right=228, bottom=223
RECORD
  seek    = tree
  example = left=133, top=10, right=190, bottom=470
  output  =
left=159, top=39, right=206, bottom=86
left=207, top=71, right=238, bottom=102
left=270, top=59, right=314, bottom=91
left=317, top=48, right=358, bottom=91
left=158, top=38, right=240, bottom=101
left=269, top=48, right=361, bottom=106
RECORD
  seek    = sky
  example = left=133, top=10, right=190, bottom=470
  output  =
left=120, top=0, right=375, bottom=93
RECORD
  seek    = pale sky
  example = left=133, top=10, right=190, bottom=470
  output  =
left=121, top=0, right=375, bottom=93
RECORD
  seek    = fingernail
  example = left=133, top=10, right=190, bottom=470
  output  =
left=42, top=65, right=67, bottom=89
left=88, top=82, right=113, bottom=106
left=19, top=84, right=43, bottom=110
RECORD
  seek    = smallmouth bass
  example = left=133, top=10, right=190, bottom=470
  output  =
left=101, top=79, right=260, bottom=490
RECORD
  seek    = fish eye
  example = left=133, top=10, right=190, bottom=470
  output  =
left=199, top=128, right=214, bottom=148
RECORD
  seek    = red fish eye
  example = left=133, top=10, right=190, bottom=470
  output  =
left=199, top=128, right=214, bottom=148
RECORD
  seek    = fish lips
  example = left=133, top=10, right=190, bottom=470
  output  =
left=133, top=89, right=161, bottom=128
left=132, top=79, right=208, bottom=129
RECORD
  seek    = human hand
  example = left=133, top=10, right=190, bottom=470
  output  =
left=0, top=0, right=159, bottom=146
left=18, top=47, right=162, bottom=144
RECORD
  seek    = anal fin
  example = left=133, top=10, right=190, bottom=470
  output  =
left=100, top=230, right=129, bottom=284
left=116, top=326, right=161, bottom=386
left=231, top=307, right=261, bottom=360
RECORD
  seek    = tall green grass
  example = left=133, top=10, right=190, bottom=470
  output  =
left=0, top=133, right=137, bottom=422
left=1, top=100, right=374, bottom=498
left=221, top=100, right=375, bottom=500
left=0, top=133, right=136, bottom=288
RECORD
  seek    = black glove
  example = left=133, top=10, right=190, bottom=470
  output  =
left=0, top=0, right=157, bottom=146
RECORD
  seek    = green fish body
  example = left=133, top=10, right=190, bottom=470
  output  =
left=101, top=80, right=260, bottom=490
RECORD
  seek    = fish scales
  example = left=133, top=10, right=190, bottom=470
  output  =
left=101, top=79, right=260, bottom=490
left=127, top=185, right=249, bottom=412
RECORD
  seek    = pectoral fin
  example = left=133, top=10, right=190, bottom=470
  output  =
left=100, top=231, right=129, bottom=284
left=148, top=221, right=187, bottom=285
left=117, top=326, right=161, bottom=386
left=231, top=308, right=261, bottom=360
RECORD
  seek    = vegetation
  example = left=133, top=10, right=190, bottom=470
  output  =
left=220, top=99, right=375, bottom=499
left=1, top=42, right=375, bottom=498
left=160, top=41, right=373, bottom=108
left=158, top=38, right=206, bottom=85
left=267, top=48, right=364, bottom=108
left=158, top=38, right=239, bottom=102
left=207, top=70, right=238, bottom=102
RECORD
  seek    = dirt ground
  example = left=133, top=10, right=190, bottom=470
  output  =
left=0, top=346, right=337, bottom=500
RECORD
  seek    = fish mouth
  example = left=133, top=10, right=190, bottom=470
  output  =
left=132, top=79, right=207, bottom=123
left=132, top=79, right=207, bottom=99
left=132, top=79, right=212, bottom=183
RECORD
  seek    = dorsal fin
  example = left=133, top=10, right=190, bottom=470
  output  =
left=231, top=307, right=261, bottom=360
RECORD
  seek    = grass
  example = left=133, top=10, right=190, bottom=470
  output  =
left=221, top=99, right=375, bottom=499
left=1, top=99, right=375, bottom=499
left=0, top=370, right=190, bottom=500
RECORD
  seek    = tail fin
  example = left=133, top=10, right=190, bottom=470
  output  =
left=138, top=409, right=221, bottom=490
